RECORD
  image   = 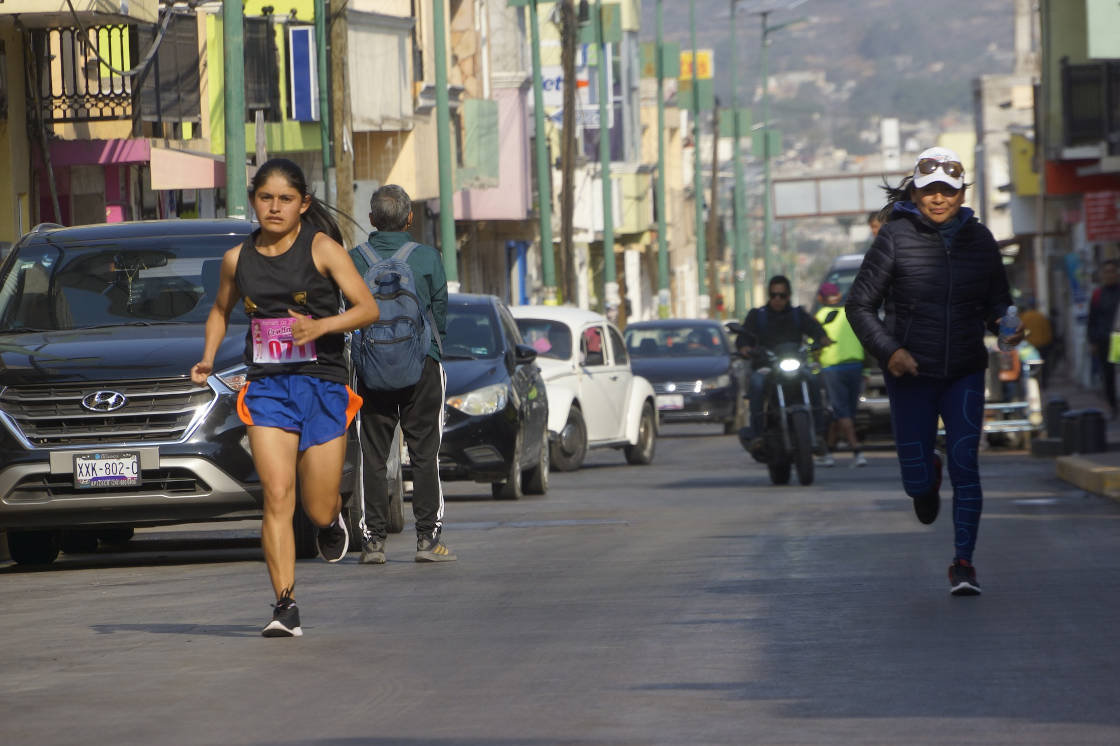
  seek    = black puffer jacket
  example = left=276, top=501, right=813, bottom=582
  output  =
left=845, top=204, right=1011, bottom=379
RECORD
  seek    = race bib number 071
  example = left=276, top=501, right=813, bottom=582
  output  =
left=251, top=317, right=317, bottom=364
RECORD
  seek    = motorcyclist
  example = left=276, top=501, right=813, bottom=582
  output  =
left=735, top=275, right=832, bottom=442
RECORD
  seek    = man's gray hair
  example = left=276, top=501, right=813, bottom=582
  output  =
left=370, top=184, right=412, bottom=231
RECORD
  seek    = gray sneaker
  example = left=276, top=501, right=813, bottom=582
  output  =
left=360, top=537, right=386, bottom=565
left=416, top=533, right=457, bottom=563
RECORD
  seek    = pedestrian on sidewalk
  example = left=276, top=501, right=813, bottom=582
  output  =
left=191, top=159, right=380, bottom=636
left=814, top=282, right=868, bottom=468
left=354, top=185, right=456, bottom=565
left=1087, top=258, right=1120, bottom=419
left=846, top=146, right=1022, bottom=596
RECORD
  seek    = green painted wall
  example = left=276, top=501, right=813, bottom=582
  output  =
left=1043, top=0, right=1089, bottom=152
left=206, top=10, right=322, bottom=158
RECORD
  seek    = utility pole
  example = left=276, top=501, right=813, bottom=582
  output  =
left=596, top=1, right=617, bottom=313
left=329, top=0, right=353, bottom=244
left=314, top=0, right=334, bottom=207
left=432, top=0, right=459, bottom=289
left=559, top=0, right=578, bottom=304
left=706, top=101, right=721, bottom=316
left=729, top=0, right=752, bottom=316
left=526, top=1, right=557, bottom=303
left=689, top=0, right=707, bottom=313
left=223, top=0, right=247, bottom=218
left=760, top=10, right=773, bottom=282
left=655, top=0, right=670, bottom=317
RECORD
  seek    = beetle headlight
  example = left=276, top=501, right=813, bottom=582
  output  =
left=778, top=358, right=801, bottom=373
left=447, top=383, right=509, bottom=416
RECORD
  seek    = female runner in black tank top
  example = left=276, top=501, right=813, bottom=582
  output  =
left=191, top=159, right=378, bottom=635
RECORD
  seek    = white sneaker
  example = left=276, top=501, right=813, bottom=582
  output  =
left=852, top=453, right=869, bottom=468
left=815, top=455, right=836, bottom=467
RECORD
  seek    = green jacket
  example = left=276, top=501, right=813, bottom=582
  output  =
left=362, top=231, right=447, bottom=362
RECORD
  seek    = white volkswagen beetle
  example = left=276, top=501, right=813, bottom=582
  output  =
left=510, top=305, right=658, bottom=471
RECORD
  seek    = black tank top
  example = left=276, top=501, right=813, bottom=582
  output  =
left=235, top=220, right=348, bottom=384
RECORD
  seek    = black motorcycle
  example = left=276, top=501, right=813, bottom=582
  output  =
left=742, top=342, right=822, bottom=486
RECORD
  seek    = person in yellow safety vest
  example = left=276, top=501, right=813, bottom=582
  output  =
left=814, top=282, right=868, bottom=468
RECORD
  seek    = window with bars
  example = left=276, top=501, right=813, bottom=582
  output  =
left=30, top=25, right=139, bottom=123
left=244, top=17, right=282, bottom=123
left=1061, top=58, right=1120, bottom=154
left=137, top=13, right=201, bottom=125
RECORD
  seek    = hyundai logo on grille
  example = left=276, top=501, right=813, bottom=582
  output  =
left=81, top=391, right=128, bottom=412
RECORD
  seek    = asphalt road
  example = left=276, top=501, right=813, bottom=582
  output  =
left=3, top=426, right=1120, bottom=745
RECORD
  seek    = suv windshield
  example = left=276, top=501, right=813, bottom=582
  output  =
left=0, top=241, right=246, bottom=332
left=625, top=325, right=728, bottom=357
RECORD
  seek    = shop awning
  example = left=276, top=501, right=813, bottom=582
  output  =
left=149, top=147, right=226, bottom=191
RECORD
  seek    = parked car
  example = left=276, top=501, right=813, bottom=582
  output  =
left=0, top=219, right=380, bottom=566
left=510, top=305, right=658, bottom=471
left=623, top=319, right=748, bottom=434
left=426, top=293, right=549, bottom=498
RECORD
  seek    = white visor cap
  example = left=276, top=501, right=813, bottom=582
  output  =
left=912, top=146, right=964, bottom=190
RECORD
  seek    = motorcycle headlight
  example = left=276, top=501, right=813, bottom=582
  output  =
left=214, top=364, right=248, bottom=392
left=778, top=358, right=801, bottom=373
left=702, top=373, right=732, bottom=390
left=447, top=383, right=509, bottom=416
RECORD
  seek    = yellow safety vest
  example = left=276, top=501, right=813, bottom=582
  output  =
left=815, top=305, right=864, bottom=368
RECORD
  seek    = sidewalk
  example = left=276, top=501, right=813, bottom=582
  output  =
left=1042, top=373, right=1120, bottom=502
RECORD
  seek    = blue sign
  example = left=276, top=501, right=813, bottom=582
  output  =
left=288, top=26, right=318, bottom=122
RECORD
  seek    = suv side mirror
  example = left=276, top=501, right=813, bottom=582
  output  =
left=513, top=344, right=538, bottom=366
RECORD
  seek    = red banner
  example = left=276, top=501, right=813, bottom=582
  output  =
left=1085, top=191, right=1120, bottom=242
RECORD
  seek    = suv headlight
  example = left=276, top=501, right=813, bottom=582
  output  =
left=214, top=364, right=248, bottom=392
left=778, top=358, right=801, bottom=373
left=701, top=373, right=732, bottom=390
left=447, top=383, right=509, bottom=416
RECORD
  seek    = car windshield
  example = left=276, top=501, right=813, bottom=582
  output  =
left=0, top=240, right=247, bottom=332
left=824, top=267, right=860, bottom=301
left=625, top=325, right=728, bottom=357
left=513, top=318, right=572, bottom=360
left=445, top=305, right=500, bottom=359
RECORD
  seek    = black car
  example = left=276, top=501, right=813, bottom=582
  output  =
left=0, top=220, right=377, bottom=565
left=412, top=293, right=549, bottom=499
left=624, top=319, right=748, bottom=434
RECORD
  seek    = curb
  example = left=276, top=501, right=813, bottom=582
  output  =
left=1055, top=455, right=1120, bottom=501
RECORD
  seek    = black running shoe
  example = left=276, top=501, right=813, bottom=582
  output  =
left=913, top=452, right=942, bottom=525
left=316, top=513, right=349, bottom=563
left=949, top=559, right=982, bottom=596
left=262, top=594, right=303, bottom=637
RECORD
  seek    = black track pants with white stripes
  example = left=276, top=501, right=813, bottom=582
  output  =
left=358, top=357, right=446, bottom=541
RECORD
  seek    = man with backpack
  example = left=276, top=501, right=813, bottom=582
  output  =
left=735, top=275, right=831, bottom=442
left=352, top=185, right=454, bottom=564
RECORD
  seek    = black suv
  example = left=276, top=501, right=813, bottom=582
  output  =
left=0, top=220, right=388, bottom=565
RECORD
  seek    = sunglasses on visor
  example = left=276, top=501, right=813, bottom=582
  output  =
left=916, top=158, right=964, bottom=179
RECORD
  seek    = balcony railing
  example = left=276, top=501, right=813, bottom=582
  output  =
left=29, top=25, right=138, bottom=123
left=1061, top=57, right=1120, bottom=155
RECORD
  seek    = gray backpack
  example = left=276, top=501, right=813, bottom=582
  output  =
left=350, top=241, right=442, bottom=391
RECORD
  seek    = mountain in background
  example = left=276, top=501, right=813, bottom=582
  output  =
left=640, top=0, right=1016, bottom=154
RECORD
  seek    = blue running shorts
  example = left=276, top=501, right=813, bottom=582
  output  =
left=237, top=374, right=362, bottom=451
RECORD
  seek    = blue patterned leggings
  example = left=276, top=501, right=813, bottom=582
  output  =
left=884, top=371, right=985, bottom=562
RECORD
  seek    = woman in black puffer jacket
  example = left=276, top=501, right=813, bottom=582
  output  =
left=846, top=146, right=1021, bottom=597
